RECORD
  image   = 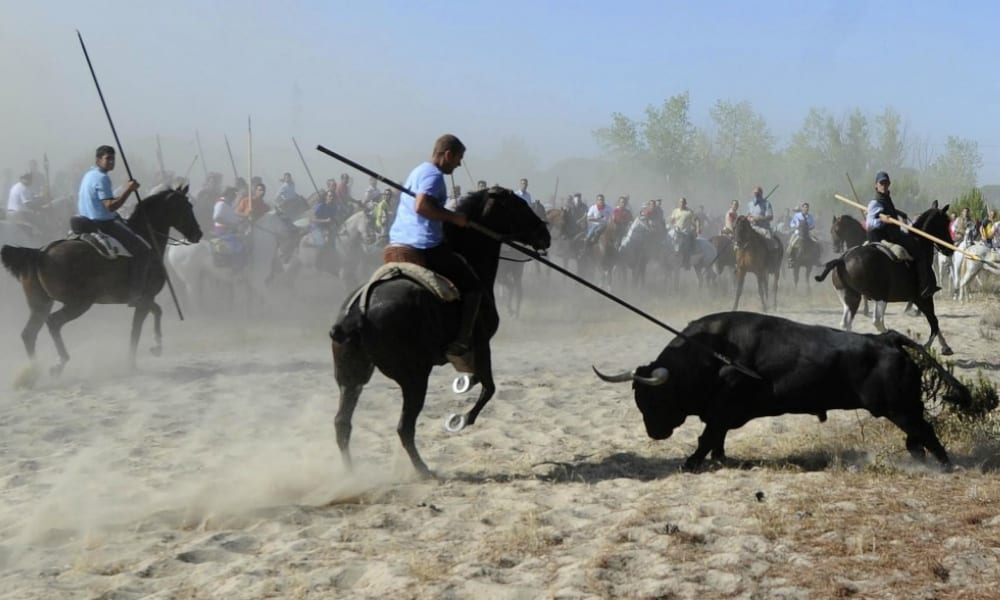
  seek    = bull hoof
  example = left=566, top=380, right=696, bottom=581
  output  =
left=941, top=346, right=954, bottom=356
left=49, top=363, right=65, bottom=377
left=681, top=459, right=705, bottom=473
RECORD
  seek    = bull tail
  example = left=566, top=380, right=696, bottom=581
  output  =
left=814, top=257, right=843, bottom=283
left=1, top=245, right=42, bottom=280
left=884, top=330, right=973, bottom=411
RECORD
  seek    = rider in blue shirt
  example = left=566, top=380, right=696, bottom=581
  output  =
left=77, top=145, right=150, bottom=306
left=388, top=134, right=480, bottom=360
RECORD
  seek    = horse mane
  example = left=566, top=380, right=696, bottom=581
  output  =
left=453, top=186, right=510, bottom=219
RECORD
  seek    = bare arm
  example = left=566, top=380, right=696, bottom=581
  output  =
left=103, top=180, right=139, bottom=213
left=414, top=193, right=467, bottom=227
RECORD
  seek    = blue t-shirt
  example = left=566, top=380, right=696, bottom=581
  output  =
left=389, top=161, right=447, bottom=249
left=313, top=201, right=336, bottom=222
left=78, top=166, right=116, bottom=221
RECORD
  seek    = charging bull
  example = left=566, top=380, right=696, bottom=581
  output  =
left=594, top=311, right=968, bottom=471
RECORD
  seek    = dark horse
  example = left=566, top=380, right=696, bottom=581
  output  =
left=579, top=221, right=619, bottom=288
left=815, top=204, right=954, bottom=355
left=732, top=216, right=783, bottom=311
left=329, top=187, right=551, bottom=477
left=1, top=186, right=203, bottom=374
left=787, top=218, right=823, bottom=289
left=544, top=208, right=582, bottom=272
left=831, top=213, right=867, bottom=253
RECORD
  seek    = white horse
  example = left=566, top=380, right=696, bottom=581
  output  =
left=666, top=227, right=718, bottom=288
left=166, top=212, right=289, bottom=311
left=952, top=241, right=1000, bottom=302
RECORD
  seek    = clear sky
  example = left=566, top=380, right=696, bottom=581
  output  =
left=2, top=0, right=998, bottom=190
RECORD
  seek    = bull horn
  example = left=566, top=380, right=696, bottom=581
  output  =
left=592, top=366, right=634, bottom=383
left=592, top=366, right=670, bottom=386
left=636, top=367, right=669, bottom=386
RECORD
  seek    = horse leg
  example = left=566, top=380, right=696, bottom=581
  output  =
left=20, top=278, right=53, bottom=360
left=129, top=303, right=153, bottom=369
left=398, top=375, right=433, bottom=478
left=331, top=337, right=376, bottom=472
left=733, top=270, right=746, bottom=310
left=46, top=302, right=93, bottom=376
left=838, top=287, right=861, bottom=331
left=771, top=268, right=780, bottom=311
left=148, top=301, right=163, bottom=357
left=462, top=345, right=497, bottom=429
left=913, top=298, right=951, bottom=355
left=756, top=272, right=768, bottom=312
left=873, top=301, right=887, bottom=332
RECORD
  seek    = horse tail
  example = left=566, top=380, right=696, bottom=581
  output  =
left=1, top=245, right=42, bottom=280
left=814, top=257, right=843, bottom=282
left=883, top=330, right=973, bottom=411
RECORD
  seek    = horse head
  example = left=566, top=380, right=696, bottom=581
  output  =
left=453, top=186, right=551, bottom=252
left=733, top=215, right=755, bottom=247
left=913, top=203, right=953, bottom=256
left=128, top=184, right=203, bottom=245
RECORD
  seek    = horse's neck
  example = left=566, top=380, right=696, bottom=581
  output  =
left=127, top=212, right=167, bottom=256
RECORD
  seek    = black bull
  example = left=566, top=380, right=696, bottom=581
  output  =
left=595, top=312, right=969, bottom=471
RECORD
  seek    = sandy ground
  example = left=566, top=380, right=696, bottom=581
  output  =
left=0, top=264, right=998, bottom=600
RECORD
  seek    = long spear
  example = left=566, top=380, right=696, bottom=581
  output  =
left=155, top=134, right=167, bottom=180
left=224, top=134, right=239, bottom=182
left=42, top=153, right=51, bottom=202
left=76, top=30, right=183, bottom=320
left=195, top=130, right=209, bottom=180
left=292, top=137, right=322, bottom=200
left=315, top=144, right=761, bottom=380
left=833, top=193, right=996, bottom=266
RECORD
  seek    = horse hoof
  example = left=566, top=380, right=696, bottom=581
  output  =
left=941, top=347, right=954, bottom=356
left=452, top=375, right=472, bottom=394
left=150, top=346, right=162, bottom=357
left=443, top=413, right=467, bottom=433
left=49, top=364, right=65, bottom=377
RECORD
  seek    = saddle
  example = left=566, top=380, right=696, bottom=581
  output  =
left=64, top=232, right=131, bottom=260
left=349, top=262, right=460, bottom=316
left=866, top=240, right=913, bottom=262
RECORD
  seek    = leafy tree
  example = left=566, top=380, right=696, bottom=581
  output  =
left=709, top=99, right=775, bottom=197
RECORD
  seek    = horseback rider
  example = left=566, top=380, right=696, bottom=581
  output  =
left=670, top=196, right=697, bottom=269
left=746, top=186, right=774, bottom=237
left=787, top=201, right=816, bottom=265
left=722, top=199, right=739, bottom=235
left=373, top=188, right=394, bottom=241
left=583, top=194, right=612, bottom=245
left=387, top=134, right=480, bottom=363
left=310, top=188, right=338, bottom=246
left=76, top=145, right=150, bottom=306
left=514, top=178, right=532, bottom=206
left=7, top=173, right=43, bottom=234
left=866, top=170, right=939, bottom=298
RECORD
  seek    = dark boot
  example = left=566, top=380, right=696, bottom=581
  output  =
left=446, top=291, right=481, bottom=368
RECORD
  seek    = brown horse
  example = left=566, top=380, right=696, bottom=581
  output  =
left=579, top=221, right=619, bottom=288
left=0, top=186, right=203, bottom=374
left=815, top=205, right=954, bottom=355
left=544, top=208, right=583, bottom=272
left=732, top=216, right=783, bottom=311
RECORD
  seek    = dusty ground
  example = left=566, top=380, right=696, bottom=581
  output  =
left=0, top=267, right=998, bottom=599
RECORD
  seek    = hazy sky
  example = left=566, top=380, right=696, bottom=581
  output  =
left=3, top=0, right=999, bottom=191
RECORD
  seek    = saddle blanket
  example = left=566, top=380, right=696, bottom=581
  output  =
left=66, top=232, right=131, bottom=259
left=865, top=240, right=912, bottom=262
left=350, top=262, right=460, bottom=315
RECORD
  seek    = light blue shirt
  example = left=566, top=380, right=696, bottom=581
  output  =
left=77, top=166, right=116, bottom=221
left=389, top=161, right=448, bottom=249
left=866, top=199, right=885, bottom=230
left=747, top=197, right=773, bottom=228
left=789, top=212, right=815, bottom=230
